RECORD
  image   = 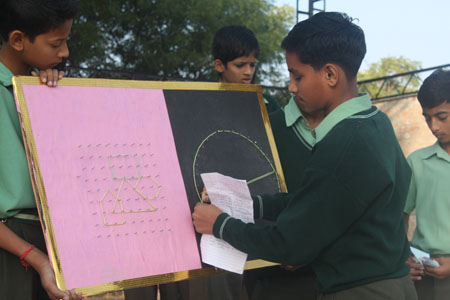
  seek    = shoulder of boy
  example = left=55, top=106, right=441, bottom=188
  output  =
left=0, top=65, right=13, bottom=87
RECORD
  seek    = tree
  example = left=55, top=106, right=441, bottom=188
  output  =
left=357, top=56, right=422, bottom=99
left=67, top=0, right=294, bottom=83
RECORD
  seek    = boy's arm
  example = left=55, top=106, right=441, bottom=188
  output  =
left=403, top=213, right=410, bottom=234
left=195, top=169, right=370, bottom=266
left=201, top=187, right=290, bottom=221
left=403, top=158, right=426, bottom=280
left=0, top=222, right=82, bottom=300
left=403, top=156, right=417, bottom=223
left=253, top=193, right=290, bottom=221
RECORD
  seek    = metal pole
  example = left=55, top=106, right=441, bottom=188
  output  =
left=309, top=0, right=314, bottom=17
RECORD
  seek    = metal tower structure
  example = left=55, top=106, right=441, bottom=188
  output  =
left=296, top=0, right=326, bottom=23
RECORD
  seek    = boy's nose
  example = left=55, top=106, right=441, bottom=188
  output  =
left=288, top=80, right=297, bottom=94
left=59, top=41, right=70, bottom=58
left=430, top=119, right=440, bottom=133
left=244, top=65, right=252, bottom=75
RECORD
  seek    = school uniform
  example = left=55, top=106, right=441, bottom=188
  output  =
left=0, top=62, right=50, bottom=299
left=212, top=94, right=417, bottom=299
left=404, top=143, right=450, bottom=300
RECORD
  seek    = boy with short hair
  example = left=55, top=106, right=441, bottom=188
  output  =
left=213, top=25, right=259, bottom=85
left=0, top=0, right=81, bottom=299
left=213, top=25, right=280, bottom=113
left=404, top=69, right=450, bottom=300
left=193, top=12, right=417, bottom=299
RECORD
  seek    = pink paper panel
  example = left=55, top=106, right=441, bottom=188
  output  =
left=21, top=85, right=201, bottom=289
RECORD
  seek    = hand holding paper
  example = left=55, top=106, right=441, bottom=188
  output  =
left=201, top=186, right=211, bottom=203
left=410, top=246, right=440, bottom=268
left=192, top=203, right=223, bottom=234
left=192, top=172, right=254, bottom=274
left=405, top=256, right=424, bottom=281
left=424, top=256, right=450, bottom=280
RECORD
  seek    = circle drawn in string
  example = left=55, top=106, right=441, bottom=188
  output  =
left=192, top=130, right=281, bottom=201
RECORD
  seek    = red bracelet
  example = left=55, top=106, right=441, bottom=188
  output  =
left=20, top=244, right=35, bottom=271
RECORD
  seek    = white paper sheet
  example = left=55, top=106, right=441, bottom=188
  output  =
left=410, top=246, right=440, bottom=267
left=200, top=172, right=254, bottom=274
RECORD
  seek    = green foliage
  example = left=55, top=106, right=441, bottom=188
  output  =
left=262, top=86, right=291, bottom=107
left=357, top=56, right=422, bottom=99
left=68, top=0, right=294, bottom=82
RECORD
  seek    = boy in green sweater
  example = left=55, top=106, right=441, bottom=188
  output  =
left=193, top=12, right=417, bottom=299
left=0, top=0, right=81, bottom=299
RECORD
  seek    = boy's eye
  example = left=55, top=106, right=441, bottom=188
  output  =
left=438, top=115, right=448, bottom=121
left=50, top=42, right=63, bottom=48
left=250, top=63, right=257, bottom=68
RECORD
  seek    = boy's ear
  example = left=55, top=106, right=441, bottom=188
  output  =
left=8, top=30, right=27, bottom=51
left=214, top=59, right=226, bottom=73
left=322, top=64, right=339, bottom=87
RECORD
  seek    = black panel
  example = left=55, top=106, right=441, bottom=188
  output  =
left=164, top=90, right=281, bottom=213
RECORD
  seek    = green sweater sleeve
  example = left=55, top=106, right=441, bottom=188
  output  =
left=214, top=167, right=368, bottom=265
left=252, top=193, right=290, bottom=221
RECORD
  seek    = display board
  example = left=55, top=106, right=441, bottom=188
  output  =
left=13, top=77, right=286, bottom=296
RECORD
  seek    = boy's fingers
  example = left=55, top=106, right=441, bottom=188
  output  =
left=66, top=289, right=82, bottom=300
left=31, top=70, right=38, bottom=76
left=201, top=187, right=211, bottom=203
left=410, top=268, right=424, bottom=276
left=50, top=69, right=59, bottom=86
left=41, top=68, right=60, bottom=87
left=58, top=70, right=65, bottom=79
left=39, top=71, right=48, bottom=83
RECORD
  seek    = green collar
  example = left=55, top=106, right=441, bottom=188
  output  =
left=314, top=93, right=371, bottom=143
left=285, top=95, right=307, bottom=127
left=421, top=142, right=450, bottom=163
left=284, top=93, right=372, bottom=145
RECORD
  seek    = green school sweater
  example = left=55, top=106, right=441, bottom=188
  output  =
left=263, top=93, right=281, bottom=114
left=213, top=106, right=411, bottom=293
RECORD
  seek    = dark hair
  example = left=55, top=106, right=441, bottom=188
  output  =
left=212, top=25, right=260, bottom=66
left=418, top=69, right=450, bottom=109
left=281, top=12, right=366, bottom=80
left=0, top=0, right=78, bottom=42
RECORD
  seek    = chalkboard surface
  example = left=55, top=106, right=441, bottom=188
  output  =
left=164, top=89, right=283, bottom=210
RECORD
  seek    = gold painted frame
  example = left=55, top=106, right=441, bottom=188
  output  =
left=13, top=76, right=287, bottom=296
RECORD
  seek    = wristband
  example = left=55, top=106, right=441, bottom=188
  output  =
left=20, top=245, right=35, bottom=271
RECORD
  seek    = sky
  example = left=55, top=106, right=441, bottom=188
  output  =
left=274, top=0, right=450, bottom=72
